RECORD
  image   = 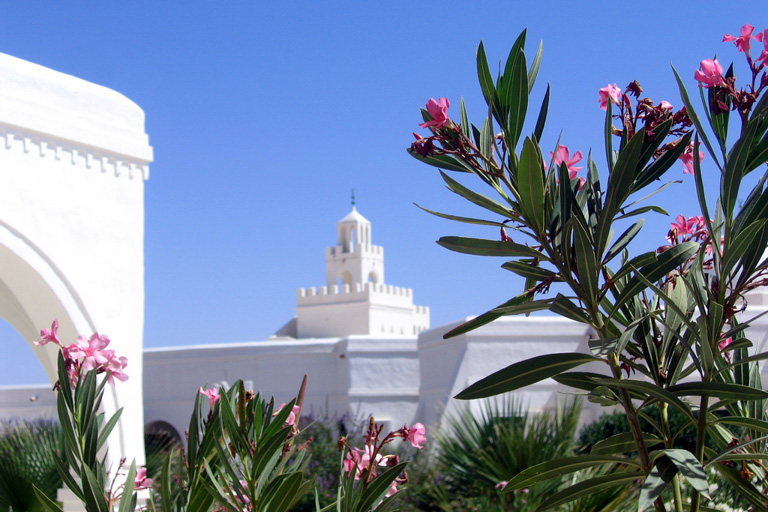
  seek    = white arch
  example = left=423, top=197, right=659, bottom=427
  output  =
left=0, top=51, right=152, bottom=474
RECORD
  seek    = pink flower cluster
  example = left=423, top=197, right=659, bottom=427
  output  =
left=341, top=422, right=426, bottom=499
left=599, top=83, right=621, bottom=110
left=134, top=466, right=154, bottom=491
left=550, top=145, right=585, bottom=188
left=723, top=24, right=768, bottom=67
left=680, top=143, right=705, bottom=175
left=35, top=320, right=128, bottom=387
left=274, top=402, right=301, bottom=426
left=199, top=387, right=221, bottom=408
left=666, top=214, right=707, bottom=244
left=418, top=98, right=451, bottom=129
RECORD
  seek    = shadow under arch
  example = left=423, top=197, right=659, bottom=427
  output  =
left=0, top=220, right=97, bottom=383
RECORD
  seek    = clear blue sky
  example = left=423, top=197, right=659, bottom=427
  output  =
left=1, top=1, right=766, bottom=385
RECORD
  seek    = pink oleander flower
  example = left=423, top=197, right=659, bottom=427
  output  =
left=274, top=403, right=301, bottom=426
left=551, top=145, right=586, bottom=188
left=199, top=387, right=220, bottom=408
left=134, top=467, right=154, bottom=491
left=35, top=319, right=61, bottom=346
left=386, top=480, right=398, bottom=498
left=495, top=481, right=508, bottom=491
left=756, top=29, right=768, bottom=67
left=403, top=423, right=427, bottom=449
left=105, top=354, right=129, bottom=386
left=599, top=83, right=621, bottom=110
left=667, top=214, right=706, bottom=242
left=723, top=24, right=760, bottom=55
left=418, top=98, right=451, bottom=129
left=67, top=333, right=114, bottom=372
left=719, top=337, right=733, bottom=363
left=659, top=100, right=673, bottom=110
left=680, top=144, right=705, bottom=175
left=343, top=445, right=384, bottom=479
left=694, top=58, right=725, bottom=88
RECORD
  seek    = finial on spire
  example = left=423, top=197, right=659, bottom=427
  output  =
left=351, top=188, right=356, bottom=208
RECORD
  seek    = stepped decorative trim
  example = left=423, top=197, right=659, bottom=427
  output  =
left=0, top=123, right=150, bottom=180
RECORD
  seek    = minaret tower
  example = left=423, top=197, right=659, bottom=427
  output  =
left=291, top=196, right=430, bottom=338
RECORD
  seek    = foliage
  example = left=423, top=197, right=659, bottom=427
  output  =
left=290, top=413, right=347, bottom=512
left=400, top=398, right=635, bottom=512
left=410, top=25, right=768, bottom=512
left=149, top=380, right=313, bottom=512
left=0, top=419, right=63, bottom=512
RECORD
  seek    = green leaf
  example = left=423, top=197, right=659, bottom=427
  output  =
left=96, top=408, right=123, bottom=452
left=459, top=97, right=470, bottom=138
left=552, top=371, right=611, bottom=392
left=592, top=378, right=696, bottom=422
left=517, top=137, right=546, bottom=230
left=443, top=293, right=535, bottom=338
left=591, top=432, right=663, bottom=455
left=572, top=214, right=598, bottom=301
left=357, top=462, right=408, bottom=512
left=528, top=39, right=543, bottom=93
left=262, top=472, right=304, bottom=512
left=501, top=260, right=559, bottom=281
left=476, top=41, right=495, bottom=107
left=406, top=149, right=472, bottom=173
left=414, top=204, right=507, bottom=227
left=639, top=455, right=678, bottom=511
left=604, top=101, right=615, bottom=175
left=723, top=115, right=760, bottom=218
left=662, top=449, right=710, bottom=499
left=32, top=484, right=63, bottom=512
left=537, top=471, right=642, bottom=511
left=603, top=219, right=643, bottom=264
left=437, top=236, right=544, bottom=259
left=611, top=241, right=699, bottom=313
left=667, top=382, right=768, bottom=401
left=504, top=50, right=529, bottom=148
left=533, top=83, right=550, bottom=143
left=439, top=171, right=514, bottom=217
left=595, top=126, right=645, bottom=257
left=118, top=462, right=137, bottom=512
left=455, top=353, right=600, bottom=400
left=549, top=294, right=592, bottom=324
left=505, top=455, right=638, bottom=491
left=711, top=416, right=768, bottom=434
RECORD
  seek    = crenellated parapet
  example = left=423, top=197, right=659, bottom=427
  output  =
left=0, top=124, right=150, bottom=180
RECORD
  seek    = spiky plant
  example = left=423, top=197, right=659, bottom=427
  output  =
left=425, top=398, right=580, bottom=511
left=0, top=419, right=63, bottom=512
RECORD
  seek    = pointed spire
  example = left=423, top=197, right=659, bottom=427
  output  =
left=351, top=188, right=356, bottom=208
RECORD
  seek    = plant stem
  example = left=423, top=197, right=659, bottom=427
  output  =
left=689, top=395, right=710, bottom=512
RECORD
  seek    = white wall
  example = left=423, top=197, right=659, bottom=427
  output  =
left=0, top=52, right=152, bottom=466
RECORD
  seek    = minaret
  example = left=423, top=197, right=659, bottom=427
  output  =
left=291, top=200, right=430, bottom=338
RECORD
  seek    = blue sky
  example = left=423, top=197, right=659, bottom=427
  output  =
left=1, top=1, right=766, bottom=385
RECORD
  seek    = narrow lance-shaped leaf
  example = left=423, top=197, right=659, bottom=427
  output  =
left=440, top=171, right=515, bottom=217
left=538, top=471, right=644, bottom=512
left=504, top=455, right=640, bottom=491
left=517, top=137, right=546, bottom=230
left=437, top=236, right=545, bottom=259
left=443, top=292, right=541, bottom=339
left=455, top=352, right=601, bottom=400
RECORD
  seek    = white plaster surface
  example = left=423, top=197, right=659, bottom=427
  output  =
left=0, top=52, right=152, bottom=468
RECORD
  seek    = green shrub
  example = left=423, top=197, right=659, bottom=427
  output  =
left=0, top=419, right=63, bottom=512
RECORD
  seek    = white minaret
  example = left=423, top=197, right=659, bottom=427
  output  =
left=290, top=200, right=429, bottom=339
left=325, top=205, right=383, bottom=289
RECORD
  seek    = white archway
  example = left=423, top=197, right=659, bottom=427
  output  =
left=0, top=51, right=153, bottom=469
